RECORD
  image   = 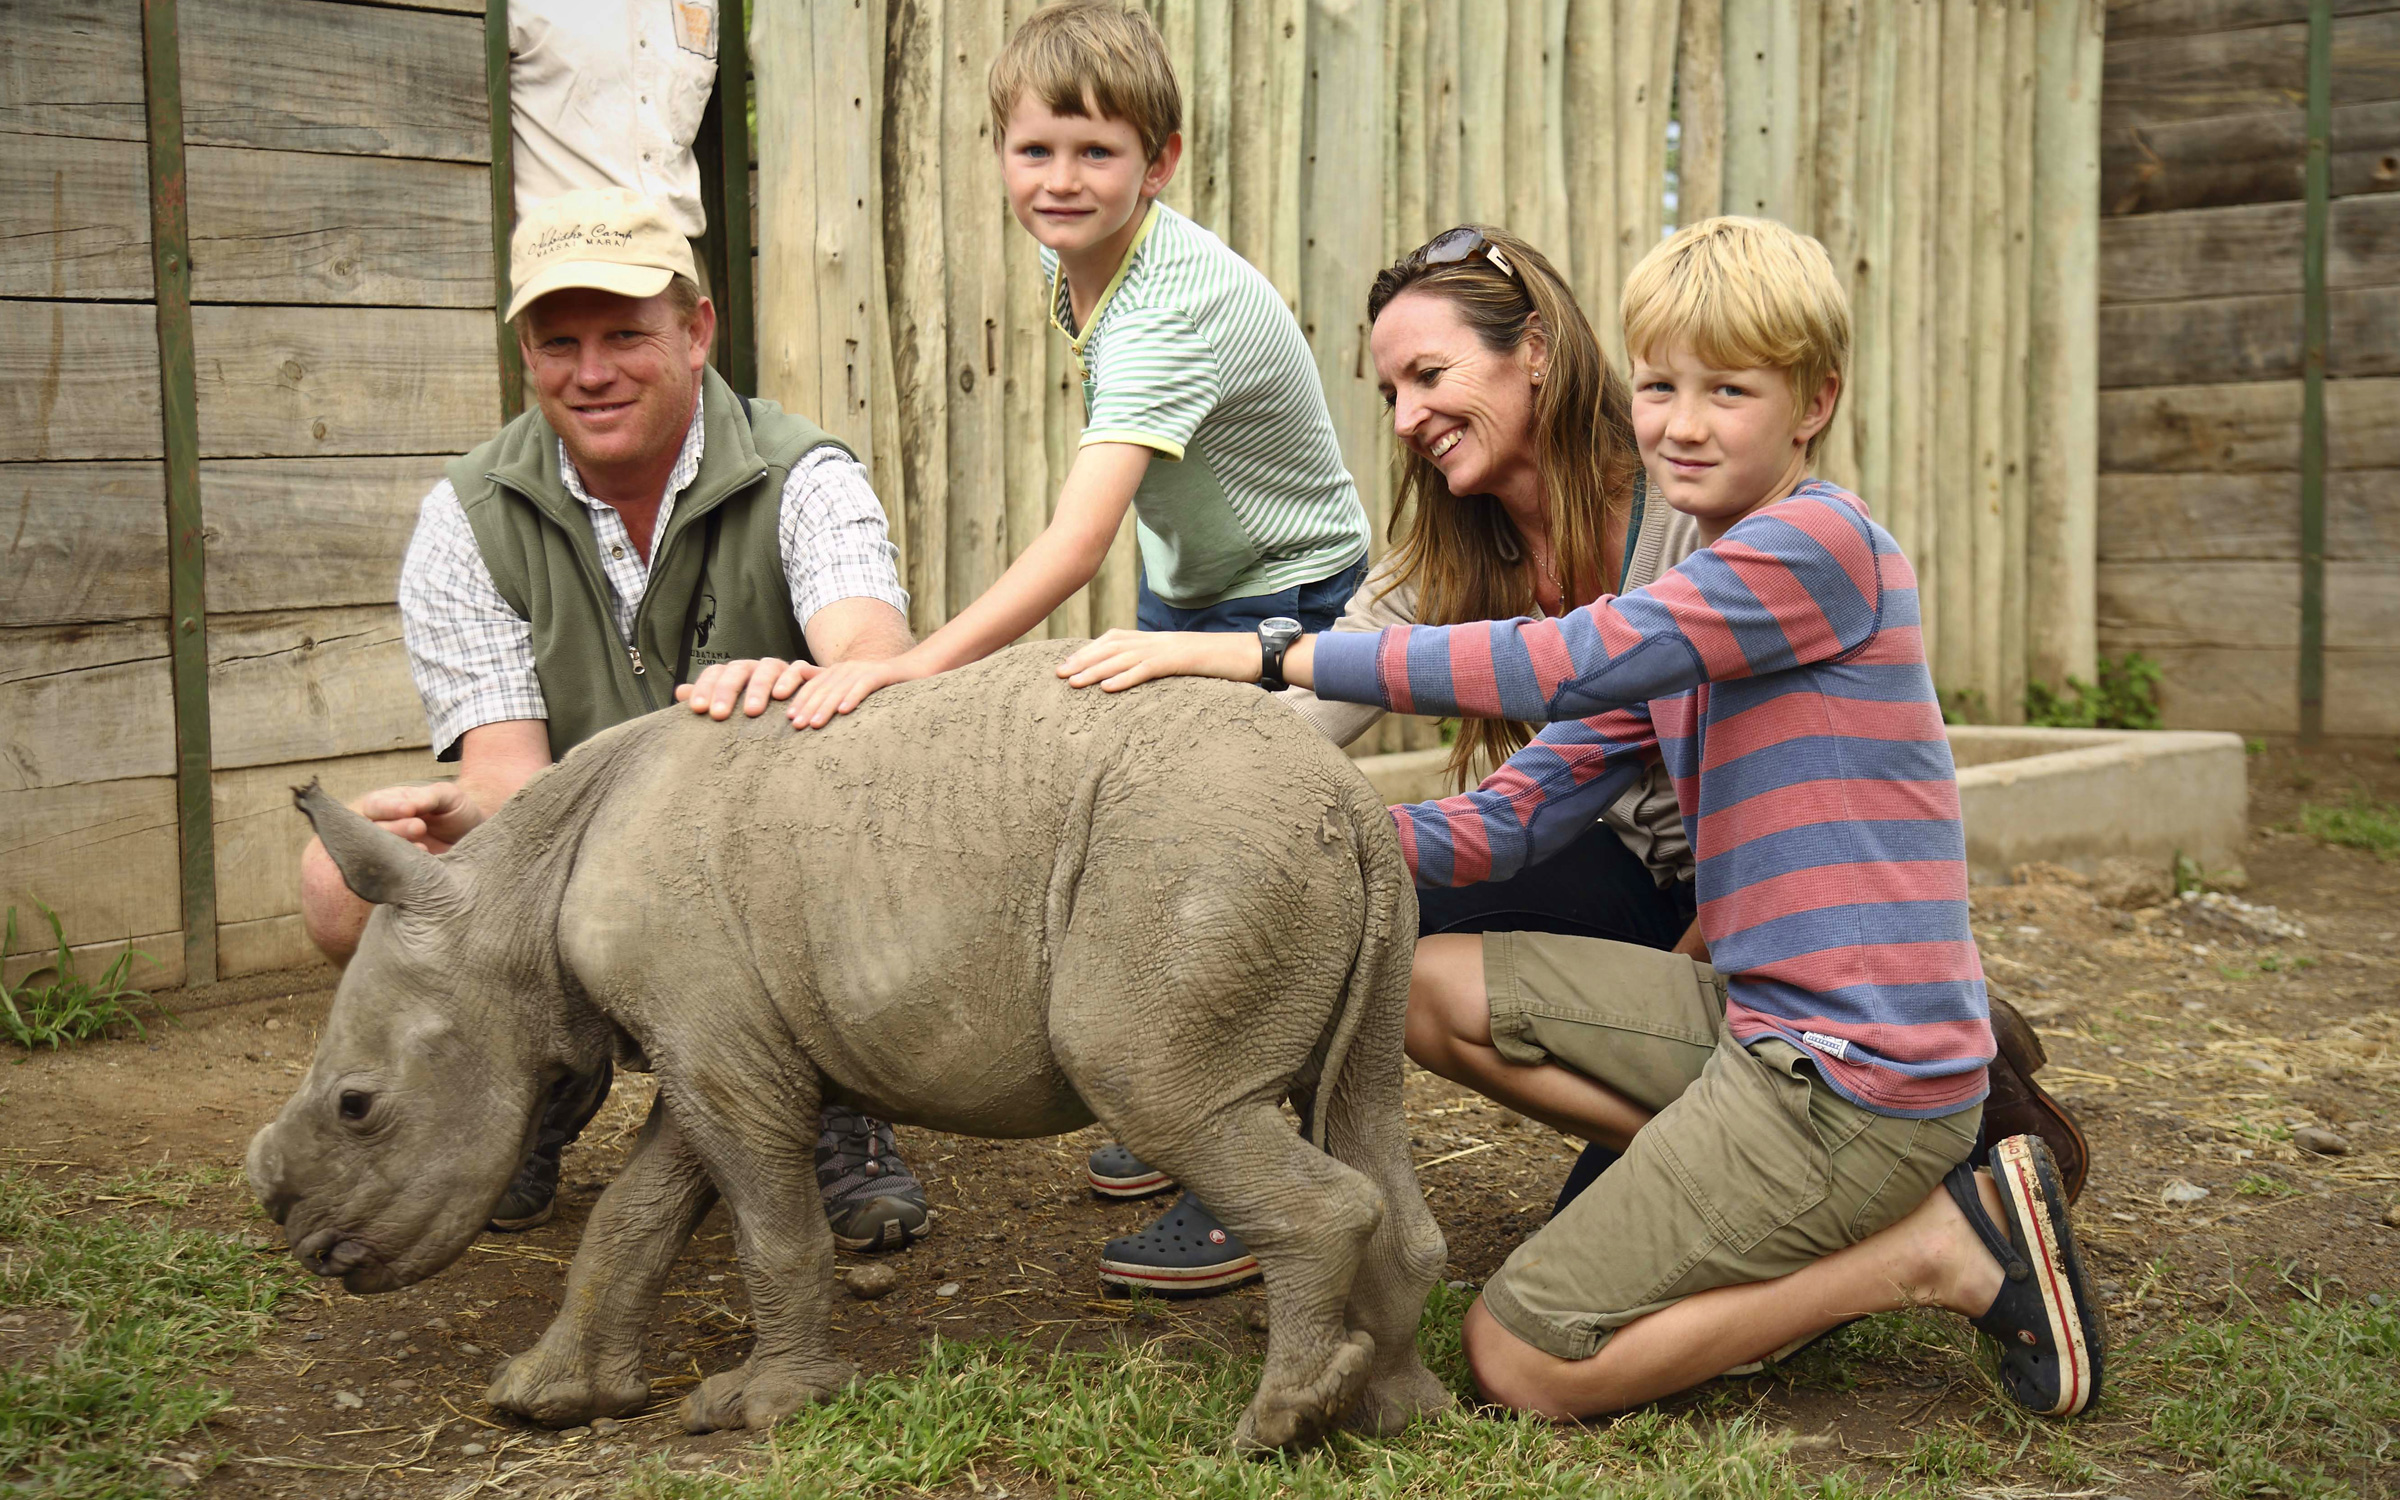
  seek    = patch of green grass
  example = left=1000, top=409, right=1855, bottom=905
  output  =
left=2023, top=652, right=2164, bottom=731
left=1, top=903, right=161, bottom=1050
left=2234, top=1173, right=2304, bottom=1199
left=2298, top=793, right=2400, bottom=861
left=0, top=1169, right=302, bottom=1498
left=623, top=1300, right=1882, bottom=1500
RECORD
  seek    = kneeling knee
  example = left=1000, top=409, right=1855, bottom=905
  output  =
left=1462, top=1297, right=1567, bottom=1417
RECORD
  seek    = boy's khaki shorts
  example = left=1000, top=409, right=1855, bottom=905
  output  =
left=1477, top=932, right=1981, bottom=1362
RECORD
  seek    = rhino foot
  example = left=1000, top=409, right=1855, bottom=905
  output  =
left=1233, top=1330, right=1376, bottom=1454
left=678, top=1355, right=858, bottom=1434
left=1339, top=1360, right=1456, bottom=1437
left=485, top=1348, right=648, bottom=1427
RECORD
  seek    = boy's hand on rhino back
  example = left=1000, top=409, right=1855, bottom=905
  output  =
left=679, top=658, right=809, bottom=720
left=1058, top=630, right=1262, bottom=692
left=784, top=655, right=931, bottom=729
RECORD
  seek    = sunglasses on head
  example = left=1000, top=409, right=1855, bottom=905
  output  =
left=1417, top=226, right=1518, bottom=281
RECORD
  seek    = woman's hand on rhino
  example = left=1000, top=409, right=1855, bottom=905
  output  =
left=783, top=654, right=931, bottom=729
left=1057, top=630, right=1263, bottom=692
left=677, top=658, right=809, bottom=720
left=352, top=781, right=482, bottom=854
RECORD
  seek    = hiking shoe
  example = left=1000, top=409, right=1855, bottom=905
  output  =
left=1087, top=1142, right=1175, bottom=1199
left=1098, top=1191, right=1261, bottom=1294
left=1977, top=994, right=2090, bottom=1203
left=1550, top=1141, right=1621, bottom=1219
left=1948, top=1135, right=2107, bottom=1416
left=816, top=1106, right=931, bottom=1252
left=489, top=1060, right=614, bottom=1233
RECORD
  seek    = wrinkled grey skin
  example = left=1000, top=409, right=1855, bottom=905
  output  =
left=247, top=642, right=1451, bottom=1450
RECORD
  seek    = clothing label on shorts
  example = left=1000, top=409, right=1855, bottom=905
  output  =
left=1801, top=1031, right=1851, bottom=1060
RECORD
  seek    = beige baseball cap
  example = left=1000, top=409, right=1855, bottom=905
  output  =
left=506, top=188, right=698, bottom=322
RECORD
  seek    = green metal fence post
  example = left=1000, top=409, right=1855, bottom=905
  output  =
left=487, top=0, right=525, bottom=419
left=140, top=0, right=216, bottom=987
left=2299, top=0, right=2331, bottom=742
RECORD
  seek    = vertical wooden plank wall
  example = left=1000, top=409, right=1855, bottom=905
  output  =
left=1681, top=0, right=2099, bottom=720
left=2094, top=0, right=2400, bottom=734
left=3, top=0, right=496, bottom=985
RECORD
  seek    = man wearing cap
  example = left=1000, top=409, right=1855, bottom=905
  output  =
left=298, top=189, right=933, bottom=1251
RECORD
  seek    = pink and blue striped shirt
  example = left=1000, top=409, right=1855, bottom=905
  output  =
left=1311, top=481, right=1994, bottom=1118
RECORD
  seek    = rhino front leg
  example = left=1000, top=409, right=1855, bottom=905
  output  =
left=664, top=1060, right=858, bottom=1434
left=488, top=1093, right=719, bottom=1425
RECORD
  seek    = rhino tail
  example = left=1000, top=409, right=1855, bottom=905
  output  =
left=1307, top=777, right=1417, bottom=1155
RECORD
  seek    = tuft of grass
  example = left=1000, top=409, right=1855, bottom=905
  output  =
left=2234, top=1173, right=2303, bottom=1199
left=2023, top=652, right=2164, bottom=731
left=0, top=1169, right=302, bottom=1498
left=1, top=903, right=161, bottom=1050
left=2298, top=793, right=2400, bottom=861
left=2137, top=1283, right=2400, bottom=1498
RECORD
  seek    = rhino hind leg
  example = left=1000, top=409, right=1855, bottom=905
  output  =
left=489, top=1094, right=718, bottom=1426
left=1323, top=996, right=1455, bottom=1436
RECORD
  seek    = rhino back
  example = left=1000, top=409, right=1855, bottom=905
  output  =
left=555, top=641, right=1382, bottom=1132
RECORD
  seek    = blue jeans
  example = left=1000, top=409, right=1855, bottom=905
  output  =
left=1135, top=555, right=1368, bottom=636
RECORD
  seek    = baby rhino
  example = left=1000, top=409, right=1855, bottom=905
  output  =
left=246, top=642, right=1450, bottom=1451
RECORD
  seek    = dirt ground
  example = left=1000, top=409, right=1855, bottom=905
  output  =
left=4, top=739, right=2396, bottom=1498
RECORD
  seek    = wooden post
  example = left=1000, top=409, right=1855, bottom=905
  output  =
left=1304, top=0, right=1386, bottom=553
left=2299, top=0, right=2332, bottom=741
left=1969, top=0, right=2008, bottom=715
left=1563, top=0, right=1620, bottom=349
left=717, top=0, right=757, bottom=395
left=1811, top=0, right=1863, bottom=490
left=484, top=0, right=523, bottom=418
left=1933, top=0, right=1976, bottom=702
left=2000, top=0, right=2034, bottom=720
left=140, top=0, right=216, bottom=987
left=2025, top=0, right=2099, bottom=691
left=1850, top=0, right=1896, bottom=513
left=1675, top=0, right=1724, bottom=226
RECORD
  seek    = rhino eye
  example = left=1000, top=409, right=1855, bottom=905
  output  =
left=337, top=1090, right=374, bottom=1123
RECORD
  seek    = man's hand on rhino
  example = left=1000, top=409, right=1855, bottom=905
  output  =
left=678, top=658, right=810, bottom=720
left=352, top=781, right=484, bottom=855
left=781, top=654, right=931, bottom=729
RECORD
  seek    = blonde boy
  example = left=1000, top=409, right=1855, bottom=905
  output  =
left=1058, top=217, right=2107, bottom=1418
left=699, top=0, right=1369, bottom=736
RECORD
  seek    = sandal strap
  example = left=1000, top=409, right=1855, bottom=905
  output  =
left=1943, top=1160, right=2032, bottom=1283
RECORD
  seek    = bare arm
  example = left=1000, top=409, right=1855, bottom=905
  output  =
left=299, top=719, right=553, bottom=966
left=775, top=442, right=1146, bottom=727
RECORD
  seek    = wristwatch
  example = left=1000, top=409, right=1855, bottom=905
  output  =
left=1256, top=616, right=1303, bottom=691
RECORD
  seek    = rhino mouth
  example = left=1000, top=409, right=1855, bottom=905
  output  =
left=290, top=1225, right=404, bottom=1293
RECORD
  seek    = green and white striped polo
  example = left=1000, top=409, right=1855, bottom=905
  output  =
left=1045, top=202, right=1369, bottom=609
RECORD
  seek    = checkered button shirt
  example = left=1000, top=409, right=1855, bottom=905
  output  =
left=399, top=408, right=907, bottom=756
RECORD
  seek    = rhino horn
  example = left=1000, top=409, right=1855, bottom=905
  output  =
left=293, top=779, right=466, bottom=914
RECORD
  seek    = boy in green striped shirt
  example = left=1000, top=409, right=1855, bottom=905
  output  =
left=767, top=0, right=1370, bottom=733
left=743, top=0, right=1369, bottom=1294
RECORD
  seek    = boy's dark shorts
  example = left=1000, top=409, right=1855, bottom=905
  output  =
left=1134, top=555, right=1368, bottom=634
left=1477, top=932, right=1981, bottom=1362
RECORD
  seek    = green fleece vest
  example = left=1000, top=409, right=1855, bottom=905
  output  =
left=443, top=367, right=852, bottom=759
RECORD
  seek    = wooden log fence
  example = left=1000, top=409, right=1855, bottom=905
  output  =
left=752, top=0, right=2106, bottom=740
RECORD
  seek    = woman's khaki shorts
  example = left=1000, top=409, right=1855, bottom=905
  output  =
left=1477, top=931, right=1981, bottom=1362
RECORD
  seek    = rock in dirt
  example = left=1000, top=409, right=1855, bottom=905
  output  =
left=2091, top=856, right=2172, bottom=910
left=2382, top=1203, right=2400, bottom=1229
left=331, top=1390, right=363, bottom=1409
left=2293, top=1126, right=2351, bottom=1156
left=2160, top=1179, right=2211, bottom=1206
left=589, top=1417, right=622, bottom=1436
left=935, top=1281, right=962, bottom=1298
left=843, top=1262, right=900, bottom=1300
left=1244, top=1306, right=1269, bottom=1333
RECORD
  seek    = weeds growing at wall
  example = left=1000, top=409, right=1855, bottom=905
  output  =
left=0, top=903, right=158, bottom=1050
left=2298, top=793, right=2400, bottom=861
left=2022, top=653, right=2165, bottom=731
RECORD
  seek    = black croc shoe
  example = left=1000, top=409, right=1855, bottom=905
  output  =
left=1098, top=1191, right=1261, bottom=1294
left=1947, top=1135, right=2107, bottom=1416
left=1087, top=1142, right=1174, bottom=1199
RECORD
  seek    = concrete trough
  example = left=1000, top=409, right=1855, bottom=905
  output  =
left=1349, top=726, right=2249, bottom=887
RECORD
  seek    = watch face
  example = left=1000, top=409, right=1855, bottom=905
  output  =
left=1261, top=616, right=1302, bottom=642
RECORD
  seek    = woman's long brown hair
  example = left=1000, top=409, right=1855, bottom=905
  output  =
left=1367, top=226, right=1643, bottom=790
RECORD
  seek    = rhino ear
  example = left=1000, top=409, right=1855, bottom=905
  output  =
left=293, top=779, right=465, bottom=913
